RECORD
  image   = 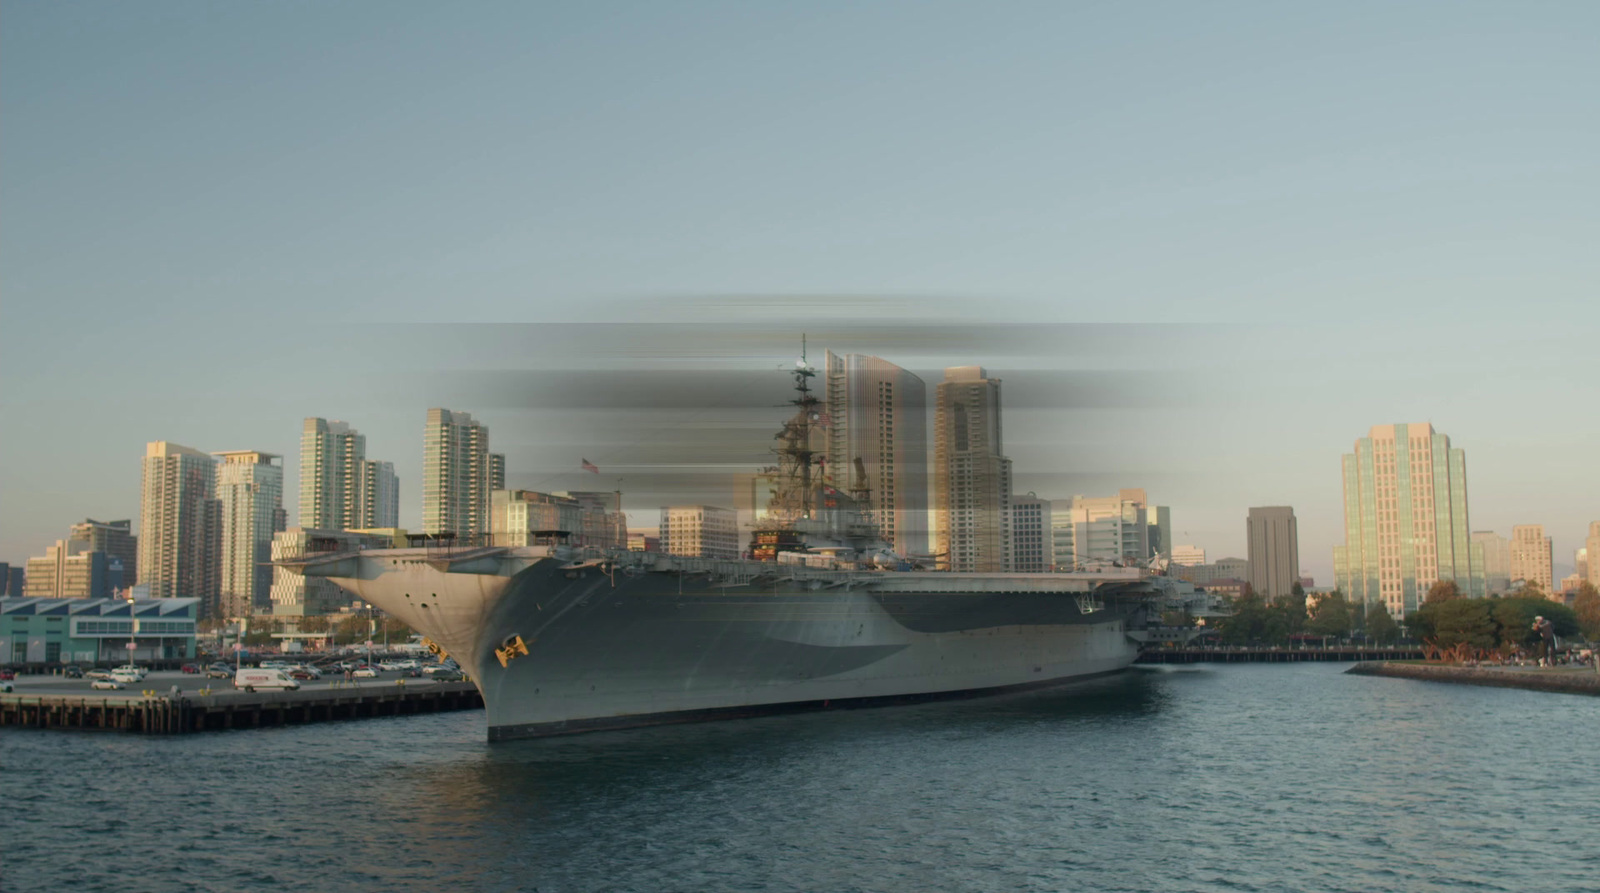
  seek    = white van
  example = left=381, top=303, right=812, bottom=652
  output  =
left=234, top=667, right=301, bottom=692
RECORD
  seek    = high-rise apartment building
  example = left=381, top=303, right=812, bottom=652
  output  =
left=300, top=419, right=399, bottom=531
left=138, top=442, right=220, bottom=606
left=1471, top=531, right=1512, bottom=595
left=1050, top=489, right=1151, bottom=570
left=422, top=409, right=503, bottom=541
left=300, top=419, right=364, bottom=529
left=214, top=451, right=284, bottom=617
left=822, top=351, right=929, bottom=558
left=1333, top=423, right=1482, bottom=618
left=933, top=367, right=1012, bottom=572
left=659, top=505, right=739, bottom=559
left=1009, top=494, right=1051, bottom=572
left=68, top=519, right=137, bottom=587
left=1247, top=506, right=1300, bottom=601
left=360, top=460, right=400, bottom=529
left=1585, top=522, right=1600, bottom=588
left=1509, top=524, right=1554, bottom=595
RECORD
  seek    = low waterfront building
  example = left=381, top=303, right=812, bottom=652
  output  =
left=269, top=528, right=400, bottom=616
left=1050, top=489, right=1157, bottom=569
left=1, top=597, right=199, bottom=663
left=627, top=530, right=661, bottom=552
left=23, top=539, right=123, bottom=600
left=1009, top=494, right=1051, bottom=572
left=490, top=490, right=627, bottom=549
left=660, top=506, right=739, bottom=559
left=1170, top=545, right=1206, bottom=567
left=1509, top=524, right=1554, bottom=597
left=1171, top=557, right=1249, bottom=587
left=68, top=519, right=137, bottom=585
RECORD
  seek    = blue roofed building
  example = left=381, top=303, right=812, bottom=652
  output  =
left=1, top=597, right=200, bottom=665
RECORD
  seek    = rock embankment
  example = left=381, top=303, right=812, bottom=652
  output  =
left=1347, top=661, right=1600, bottom=696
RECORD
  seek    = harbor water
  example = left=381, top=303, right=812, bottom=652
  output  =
left=3, top=662, right=1596, bottom=892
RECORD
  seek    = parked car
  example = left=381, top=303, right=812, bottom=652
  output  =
left=351, top=666, right=379, bottom=678
left=63, top=665, right=84, bottom=678
left=0, top=681, right=14, bottom=693
left=206, top=665, right=233, bottom=679
left=291, top=665, right=323, bottom=679
left=429, top=670, right=466, bottom=682
left=86, top=669, right=114, bottom=681
left=112, top=664, right=146, bottom=681
left=289, top=668, right=316, bottom=681
left=0, top=669, right=15, bottom=681
left=110, top=671, right=142, bottom=684
left=181, top=663, right=201, bottom=674
left=90, top=679, right=124, bottom=690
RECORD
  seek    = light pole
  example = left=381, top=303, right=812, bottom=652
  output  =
left=125, top=593, right=138, bottom=668
left=236, top=616, right=248, bottom=678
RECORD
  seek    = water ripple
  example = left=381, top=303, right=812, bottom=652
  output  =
left=3, top=664, right=1597, bottom=892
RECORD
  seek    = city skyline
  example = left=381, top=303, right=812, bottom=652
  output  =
left=4, top=357, right=1598, bottom=592
left=3, top=3, right=1597, bottom=583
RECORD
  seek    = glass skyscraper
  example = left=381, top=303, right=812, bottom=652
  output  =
left=1334, top=423, right=1483, bottom=619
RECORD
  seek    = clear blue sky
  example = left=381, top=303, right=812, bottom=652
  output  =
left=4, top=1, right=1597, bottom=582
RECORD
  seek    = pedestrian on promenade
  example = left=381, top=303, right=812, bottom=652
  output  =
left=1534, top=616, right=1556, bottom=666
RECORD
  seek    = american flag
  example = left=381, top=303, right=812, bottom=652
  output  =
left=581, top=458, right=599, bottom=474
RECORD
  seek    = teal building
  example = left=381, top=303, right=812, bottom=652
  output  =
left=1334, top=424, right=1484, bottom=619
left=1, top=597, right=199, bottom=664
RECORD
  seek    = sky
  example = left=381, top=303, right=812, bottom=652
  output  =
left=3, top=1, right=1597, bottom=583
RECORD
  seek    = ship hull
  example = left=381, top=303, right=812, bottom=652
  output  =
left=326, top=553, right=1145, bottom=740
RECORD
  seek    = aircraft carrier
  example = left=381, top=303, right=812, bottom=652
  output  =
left=283, top=348, right=1213, bottom=740
left=287, top=545, right=1208, bottom=740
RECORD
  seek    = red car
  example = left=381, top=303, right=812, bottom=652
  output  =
left=180, top=663, right=201, bottom=674
left=0, top=669, right=15, bottom=681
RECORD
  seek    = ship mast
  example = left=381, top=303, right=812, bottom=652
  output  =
left=770, top=335, right=820, bottom=523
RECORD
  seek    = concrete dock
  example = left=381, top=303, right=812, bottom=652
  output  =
left=0, top=677, right=482, bottom=734
left=1346, top=660, right=1600, bottom=696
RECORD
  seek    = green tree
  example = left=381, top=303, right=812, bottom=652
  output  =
left=1217, top=592, right=1269, bottom=646
left=1307, top=591, right=1353, bottom=638
left=1492, top=597, right=1578, bottom=651
left=296, top=614, right=330, bottom=634
left=1574, top=582, right=1600, bottom=641
left=1426, top=599, right=1497, bottom=651
left=1366, top=606, right=1400, bottom=645
left=1424, top=579, right=1462, bottom=605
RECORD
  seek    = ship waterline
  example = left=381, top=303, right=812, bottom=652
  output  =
left=293, top=546, right=1204, bottom=740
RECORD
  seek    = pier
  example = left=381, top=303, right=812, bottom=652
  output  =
left=0, top=680, right=482, bottom=734
left=1137, top=645, right=1425, bottom=664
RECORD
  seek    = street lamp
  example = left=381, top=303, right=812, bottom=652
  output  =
left=125, top=593, right=138, bottom=668
left=236, top=616, right=248, bottom=678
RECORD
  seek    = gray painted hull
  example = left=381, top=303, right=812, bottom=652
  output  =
left=330, top=556, right=1141, bottom=740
